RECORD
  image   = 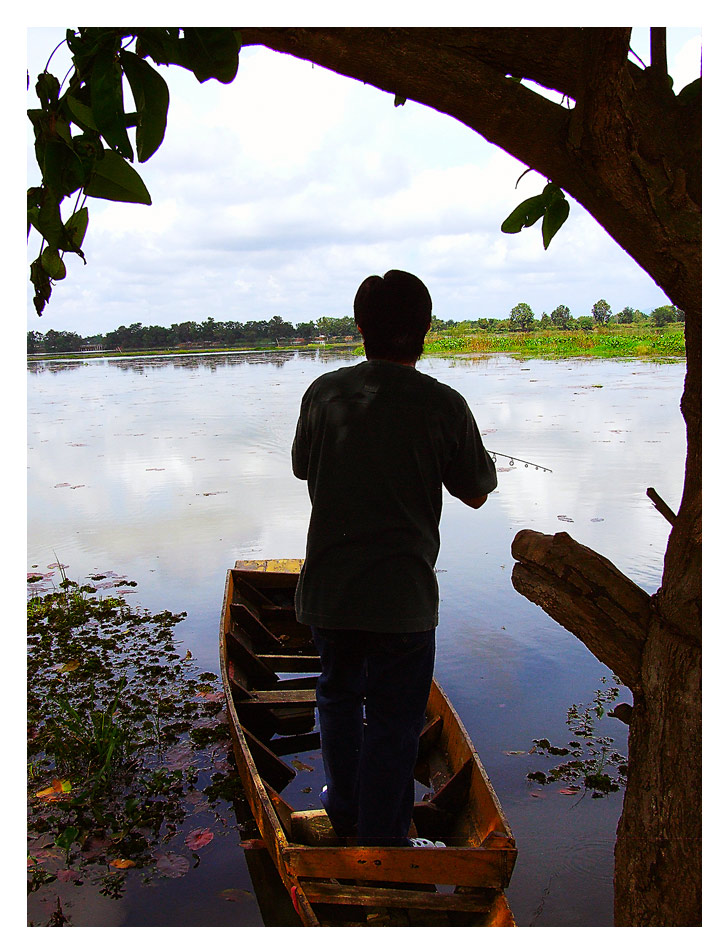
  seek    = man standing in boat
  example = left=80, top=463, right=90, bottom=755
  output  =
left=292, top=269, right=496, bottom=847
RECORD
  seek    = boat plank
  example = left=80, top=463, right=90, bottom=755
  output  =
left=240, top=724, right=297, bottom=791
left=268, top=732, right=321, bottom=756
left=226, top=628, right=279, bottom=688
left=286, top=845, right=516, bottom=889
left=301, top=881, right=499, bottom=913
left=249, top=689, right=317, bottom=705
left=258, top=654, right=321, bottom=673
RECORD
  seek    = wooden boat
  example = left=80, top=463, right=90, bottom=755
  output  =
left=220, top=559, right=517, bottom=926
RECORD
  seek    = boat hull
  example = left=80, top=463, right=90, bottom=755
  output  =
left=220, top=560, right=517, bottom=926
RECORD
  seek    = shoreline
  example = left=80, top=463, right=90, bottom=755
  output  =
left=27, top=325, right=685, bottom=363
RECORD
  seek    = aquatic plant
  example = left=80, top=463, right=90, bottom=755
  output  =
left=422, top=326, right=685, bottom=360
left=27, top=568, right=246, bottom=922
left=527, top=677, right=628, bottom=796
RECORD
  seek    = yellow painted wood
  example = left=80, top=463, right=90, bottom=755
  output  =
left=236, top=558, right=304, bottom=573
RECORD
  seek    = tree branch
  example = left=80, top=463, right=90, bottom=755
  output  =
left=510, top=530, right=651, bottom=688
left=233, top=27, right=699, bottom=316
left=234, top=27, right=577, bottom=187
left=650, top=28, right=668, bottom=83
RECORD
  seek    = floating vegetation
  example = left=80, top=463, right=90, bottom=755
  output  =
left=526, top=677, right=628, bottom=797
left=423, top=326, right=685, bottom=360
left=27, top=567, right=248, bottom=924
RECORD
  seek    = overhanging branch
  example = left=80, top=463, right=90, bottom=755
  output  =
left=511, top=530, right=651, bottom=688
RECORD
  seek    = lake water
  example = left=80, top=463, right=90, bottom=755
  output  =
left=27, top=349, right=686, bottom=927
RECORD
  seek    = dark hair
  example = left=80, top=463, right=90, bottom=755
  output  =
left=353, top=269, right=432, bottom=362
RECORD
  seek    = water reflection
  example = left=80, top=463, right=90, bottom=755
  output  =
left=27, top=349, right=686, bottom=927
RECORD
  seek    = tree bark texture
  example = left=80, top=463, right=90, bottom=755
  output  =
left=512, top=531, right=701, bottom=925
left=231, top=27, right=702, bottom=925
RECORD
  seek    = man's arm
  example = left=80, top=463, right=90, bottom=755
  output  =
left=461, top=494, right=488, bottom=509
left=291, top=405, right=310, bottom=480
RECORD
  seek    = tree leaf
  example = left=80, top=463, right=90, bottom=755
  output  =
left=501, top=194, right=547, bottom=233
left=109, top=857, right=136, bottom=868
left=41, top=139, right=86, bottom=198
left=85, top=149, right=152, bottom=204
left=181, top=28, right=240, bottom=84
left=34, top=190, right=65, bottom=248
left=89, top=48, right=134, bottom=159
left=119, top=50, right=170, bottom=162
left=65, top=94, right=99, bottom=132
left=30, top=258, right=53, bottom=316
left=61, top=207, right=90, bottom=254
left=134, top=28, right=184, bottom=67
left=41, top=247, right=67, bottom=281
left=542, top=194, right=570, bottom=249
left=35, top=72, right=61, bottom=109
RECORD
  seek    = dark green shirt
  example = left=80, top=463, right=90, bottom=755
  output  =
left=292, top=359, right=497, bottom=632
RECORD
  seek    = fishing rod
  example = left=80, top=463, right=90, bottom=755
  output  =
left=487, top=449, right=553, bottom=473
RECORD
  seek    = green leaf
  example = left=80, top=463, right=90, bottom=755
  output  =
left=85, top=149, right=152, bottom=204
left=35, top=72, right=61, bottom=109
left=66, top=94, right=99, bottom=132
left=40, top=247, right=67, bottom=280
left=35, top=191, right=65, bottom=248
left=542, top=194, right=570, bottom=249
left=501, top=194, right=547, bottom=234
left=90, top=48, right=134, bottom=159
left=181, top=28, right=240, bottom=84
left=134, top=28, right=184, bottom=67
left=60, top=207, right=89, bottom=254
left=119, top=50, right=170, bottom=162
left=30, top=258, right=53, bottom=315
left=42, top=139, right=86, bottom=198
left=55, top=826, right=80, bottom=852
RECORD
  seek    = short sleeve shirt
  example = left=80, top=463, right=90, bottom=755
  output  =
left=292, top=359, right=497, bottom=633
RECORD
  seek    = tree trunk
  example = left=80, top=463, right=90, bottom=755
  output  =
left=233, top=27, right=702, bottom=924
left=511, top=529, right=701, bottom=925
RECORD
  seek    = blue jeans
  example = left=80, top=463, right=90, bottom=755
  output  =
left=312, top=626, right=436, bottom=846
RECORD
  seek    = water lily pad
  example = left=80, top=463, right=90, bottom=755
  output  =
left=155, top=852, right=190, bottom=878
left=185, top=827, right=214, bottom=850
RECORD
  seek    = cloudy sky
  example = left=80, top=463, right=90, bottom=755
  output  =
left=25, top=22, right=702, bottom=338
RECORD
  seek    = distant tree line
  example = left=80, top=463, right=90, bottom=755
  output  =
left=27, top=302, right=684, bottom=354
left=27, top=314, right=359, bottom=354
left=431, top=301, right=684, bottom=334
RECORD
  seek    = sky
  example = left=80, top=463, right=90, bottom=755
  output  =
left=24, top=20, right=703, bottom=338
